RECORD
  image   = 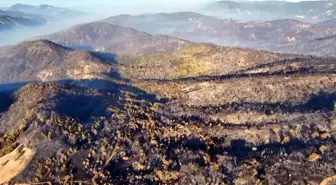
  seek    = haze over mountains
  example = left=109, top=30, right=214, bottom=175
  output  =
left=6, top=3, right=83, bottom=21
left=40, top=22, right=192, bottom=56
left=0, top=0, right=336, bottom=184
left=105, top=12, right=336, bottom=56
left=0, top=3, right=90, bottom=45
left=0, top=14, right=45, bottom=30
left=319, top=18, right=336, bottom=26
left=204, top=0, right=336, bottom=22
left=0, top=7, right=46, bottom=31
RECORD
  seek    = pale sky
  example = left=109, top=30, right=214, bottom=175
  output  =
left=0, top=0, right=211, bottom=7
left=0, top=0, right=216, bottom=14
left=0, top=0, right=324, bottom=15
left=0, top=0, right=316, bottom=7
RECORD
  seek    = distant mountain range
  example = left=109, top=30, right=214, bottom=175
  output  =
left=318, top=18, right=336, bottom=26
left=105, top=12, right=336, bottom=56
left=0, top=14, right=45, bottom=31
left=0, top=3, right=82, bottom=31
left=40, top=22, right=193, bottom=56
left=7, top=3, right=83, bottom=21
left=205, top=0, right=336, bottom=22
left=0, top=8, right=46, bottom=31
left=0, top=8, right=44, bottom=21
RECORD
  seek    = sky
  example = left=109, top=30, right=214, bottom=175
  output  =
left=0, top=0, right=319, bottom=6
left=0, top=0, right=212, bottom=7
left=0, top=0, right=322, bottom=12
left=0, top=0, right=216, bottom=15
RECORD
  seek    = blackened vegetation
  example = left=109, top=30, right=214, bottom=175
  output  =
left=2, top=79, right=333, bottom=185
left=164, top=91, right=336, bottom=118
left=1, top=44, right=336, bottom=184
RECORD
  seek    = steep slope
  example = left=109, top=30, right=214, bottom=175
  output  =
left=41, top=22, right=193, bottom=56
left=205, top=0, right=336, bottom=22
left=0, top=43, right=335, bottom=184
left=0, top=40, right=112, bottom=83
left=105, top=12, right=336, bottom=56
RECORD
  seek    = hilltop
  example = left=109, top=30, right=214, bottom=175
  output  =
left=40, top=22, right=193, bottom=56
left=0, top=39, right=112, bottom=83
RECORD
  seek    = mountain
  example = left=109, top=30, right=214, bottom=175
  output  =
left=105, top=12, right=223, bottom=43
left=0, top=14, right=45, bottom=31
left=119, top=43, right=336, bottom=81
left=0, top=42, right=335, bottom=184
left=40, top=22, right=193, bottom=56
left=0, top=8, right=45, bottom=21
left=318, top=18, right=336, bottom=26
left=0, top=8, right=46, bottom=31
left=105, top=12, right=336, bottom=56
left=278, top=34, right=336, bottom=56
left=0, top=40, right=112, bottom=83
left=8, top=3, right=83, bottom=21
left=205, top=0, right=336, bottom=22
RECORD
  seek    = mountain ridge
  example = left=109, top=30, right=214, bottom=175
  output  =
left=0, top=39, right=113, bottom=83
left=105, top=12, right=336, bottom=56
left=8, top=3, right=83, bottom=21
left=0, top=14, right=45, bottom=31
left=205, top=0, right=336, bottom=22
left=40, top=21, right=193, bottom=56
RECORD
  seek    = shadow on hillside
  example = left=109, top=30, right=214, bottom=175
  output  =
left=70, top=44, right=118, bottom=64
left=0, top=78, right=167, bottom=123
left=92, top=52, right=118, bottom=64
left=70, top=45, right=95, bottom=51
left=236, top=57, right=319, bottom=73
left=0, top=81, right=35, bottom=114
left=0, top=81, right=33, bottom=93
left=224, top=137, right=336, bottom=160
left=54, top=91, right=112, bottom=123
left=0, top=91, right=13, bottom=113
left=314, top=34, right=336, bottom=41
left=53, top=79, right=167, bottom=123
left=141, top=57, right=335, bottom=83
left=196, top=91, right=336, bottom=114
left=156, top=129, right=335, bottom=163
left=66, top=78, right=162, bottom=102
left=144, top=66, right=335, bottom=83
